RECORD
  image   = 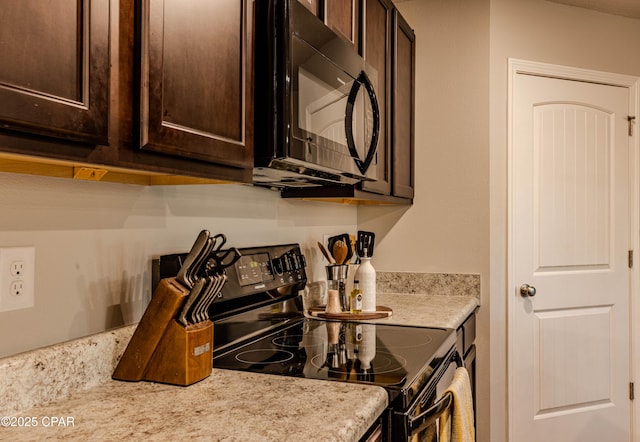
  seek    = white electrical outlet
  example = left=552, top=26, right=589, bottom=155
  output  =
left=0, top=246, right=35, bottom=312
left=10, top=280, right=25, bottom=296
left=10, top=261, right=25, bottom=277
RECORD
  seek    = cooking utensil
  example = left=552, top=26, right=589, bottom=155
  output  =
left=175, top=230, right=210, bottom=289
left=195, top=273, right=227, bottom=323
left=349, top=235, right=357, bottom=262
left=184, top=233, right=212, bottom=287
left=328, top=234, right=352, bottom=264
left=190, top=237, right=215, bottom=284
left=188, top=275, right=215, bottom=324
left=177, top=277, right=206, bottom=326
left=200, top=273, right=227, bottom=321
left=317, top=241, right=333, bottom=264
left=332, top=240, right=348, bottom=265
left=206, top=247, right=242, bottom=275
left=185, top=244, right=238, bottom=324
left=209, top=233, right=227, bottom=254
left=356, top=231, right=375, bottom=258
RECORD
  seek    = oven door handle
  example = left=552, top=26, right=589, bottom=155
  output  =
left=407, top=351, right=464, bottom=434
left=408, top=391, right=453, bottom=434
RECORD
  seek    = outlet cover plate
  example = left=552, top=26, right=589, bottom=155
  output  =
left=0, top=246, right=35, bottom=312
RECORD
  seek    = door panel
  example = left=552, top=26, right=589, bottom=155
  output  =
left=140, top=0, right=253, bottom=168
left=0, top=0, right=109, bottom=144
left=325, top=0, right=358, bottom=49
left=535, top=306, right=612, bottom=413
left=536, top=104, right=610, bottom=270
left=361, top=0, right=392, bottom=195
left=391, top=10, right=415, bottom=199
left=511, top=73, right=631, bottom=441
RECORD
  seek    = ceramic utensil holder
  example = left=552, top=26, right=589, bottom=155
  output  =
left=112, top=277, right=213, bottom=386
left=326, top=265, right=349, bottom=312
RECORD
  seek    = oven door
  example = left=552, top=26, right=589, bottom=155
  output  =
left=290, top=34, right=379, bottom=180
left=393, top=348, right=461, bottom=442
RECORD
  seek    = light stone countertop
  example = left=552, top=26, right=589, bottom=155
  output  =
left=305, top=293, right=478, bottom=329
left=373, top=293, right=478, bottom=329
left=2, top=370, right=387, bottom=442
left=0, top=273, right=479, bottom=442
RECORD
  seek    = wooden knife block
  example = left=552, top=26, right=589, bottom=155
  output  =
left=112, top=277, right=213, bottom=386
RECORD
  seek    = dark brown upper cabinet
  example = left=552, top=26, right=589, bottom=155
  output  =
left=296, top=0, right=321, bottom=16
left=360, top=0, right=393, bottom=196
left=325, top=0, right=359, bottom=50
left=391, top=10, right=415, bottom=200
left=138, top=0, right=253, bottom=169
left=0, top=0, right=253, bottom=185
left=0, top=0, right=109, bottom=145
left=296, top=0, right=359, bottom=49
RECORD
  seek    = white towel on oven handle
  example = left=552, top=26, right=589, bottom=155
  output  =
left=438, top=366, right=475, bottom=442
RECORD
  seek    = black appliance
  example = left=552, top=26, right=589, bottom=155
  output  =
left=159, top=244, right=460, bottom=441
left=253, top=0, right=380, bottom=189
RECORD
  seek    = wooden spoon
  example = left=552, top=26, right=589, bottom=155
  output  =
left=317, top=241, right=333, bottom=264
left=332, top=240, right=348, bottom=265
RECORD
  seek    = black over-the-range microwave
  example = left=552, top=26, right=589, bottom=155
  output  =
left=253, top=0, right=381, bottom=189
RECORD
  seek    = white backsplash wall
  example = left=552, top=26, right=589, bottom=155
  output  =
left=0, top=171, right=357, bottom=358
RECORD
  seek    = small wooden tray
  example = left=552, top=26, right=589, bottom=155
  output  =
left=308, top=306, right=393, bottom=320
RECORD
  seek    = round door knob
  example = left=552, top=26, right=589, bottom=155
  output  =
left=519, top=284, right=536, bottom=297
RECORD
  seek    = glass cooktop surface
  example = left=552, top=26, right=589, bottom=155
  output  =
left=213, top=317, right=455, bottom=395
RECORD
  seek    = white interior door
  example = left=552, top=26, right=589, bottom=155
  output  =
left=510, top=69, right=633, bottom=441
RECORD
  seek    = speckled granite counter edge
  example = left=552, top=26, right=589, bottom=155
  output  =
left=377, top=272, right=480, bottom=298
left=0, top=325, right=135, bottom=415
left=1, top=327, right=388, bottom=442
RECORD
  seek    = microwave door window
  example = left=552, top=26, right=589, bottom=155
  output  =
left=292, top=36, right=355, bottom=170
left=298, top=67, right=350, bottom=149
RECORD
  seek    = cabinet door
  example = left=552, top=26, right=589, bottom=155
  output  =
left=297, top=0, right=320, bottom=17
left=360, top=0, right=392, bottom=196
left=139, top=0, right=253, bottom=169
left=0, top=0, right=109, bottom=144
left=391, top=10, right=415, bottom=199
left=325, top=0, right=359, bottom=50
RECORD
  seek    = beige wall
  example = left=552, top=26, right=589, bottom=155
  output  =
left=359, top=1, right=491, bottom=441
left=0, top=173, right=357, bottom=357
left=490, top=1, right=640, bottom=441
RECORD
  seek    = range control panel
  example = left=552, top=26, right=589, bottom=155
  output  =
left=158, top=243, right=307, bottom=319
left=229, top=244, right=307, bottom=293
left=235, top=253, right=273, bottom=286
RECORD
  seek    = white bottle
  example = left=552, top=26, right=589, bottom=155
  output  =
left=356, top=250, right=376, bottom=312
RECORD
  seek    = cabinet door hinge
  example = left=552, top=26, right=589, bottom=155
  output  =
left=629, top=250, right=634, bottom=269
left=631, top=382, right=635, bottom=401
left=628, top=116, right=636, bottom=136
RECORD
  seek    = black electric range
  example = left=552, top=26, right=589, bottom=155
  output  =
left=159, top=243, right=458, bottom=441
